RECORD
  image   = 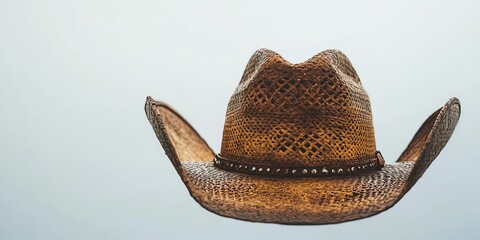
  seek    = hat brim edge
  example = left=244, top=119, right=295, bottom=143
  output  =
left=144, top=96, right=215, bottom=176
left=397, top=97, right=461, bottom=194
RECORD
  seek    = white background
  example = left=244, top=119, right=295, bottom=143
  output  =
left=1, top=0, right=479, bottom=239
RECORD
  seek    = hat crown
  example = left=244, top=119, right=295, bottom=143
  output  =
left=220, top=49, right=377, bottom=167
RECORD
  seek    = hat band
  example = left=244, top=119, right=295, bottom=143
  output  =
left=214, top=151, right=385, bottom=178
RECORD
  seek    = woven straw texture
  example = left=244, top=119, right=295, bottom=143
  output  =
left=145, top=49, right=461, bottom=224
left=221, top=49, right=375, bottom=167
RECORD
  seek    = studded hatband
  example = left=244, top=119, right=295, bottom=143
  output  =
left=214, top=151, right=385, bottom=178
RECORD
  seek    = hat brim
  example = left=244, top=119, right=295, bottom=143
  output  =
left=145, top=97, right=460, bottom=224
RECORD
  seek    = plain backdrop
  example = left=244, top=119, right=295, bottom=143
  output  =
left=1, top=0, right=479, bottom=239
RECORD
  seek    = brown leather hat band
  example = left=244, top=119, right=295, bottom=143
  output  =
left=214, top=151, right=385, bottom=178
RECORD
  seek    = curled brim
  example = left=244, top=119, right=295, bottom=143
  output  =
left=145, top=97, right=460, bottom=224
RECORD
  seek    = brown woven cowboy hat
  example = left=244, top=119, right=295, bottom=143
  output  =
left=145, top=49, right=461, bottom=225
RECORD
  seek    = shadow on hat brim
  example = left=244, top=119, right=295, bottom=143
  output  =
left=145, top=97, right=460, bottom=225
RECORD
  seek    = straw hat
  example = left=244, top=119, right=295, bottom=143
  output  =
left=145, top=49, right=461, bottom=224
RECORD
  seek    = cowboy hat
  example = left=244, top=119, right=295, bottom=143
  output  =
left=145, top=48, right=461, bottom=224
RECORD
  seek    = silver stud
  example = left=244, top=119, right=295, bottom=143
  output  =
left=244, top=165, right=248, bottom=169
left=239, top=165, right=242, bottom=168
left=311, top=169, right=317, bottom=174
left=230, top=164, right=234, bottom=168
left=302, top=169, right=308, bottom=174
left=251, top=167, right=256, bottom=171
left=322, top=168, right=328, bottom=174
left=332, top=169, right=336, bottom=173
left=276, top=168, right=281, bottom=173
left=258, top=168, right=263, bottom=172
left=338, top=168, right=343, bottom=173
left=363, top=165, right=366, bottom=169
left=218, top=160, right=221, bottom=165
left=292, top=169, right=297, bottom=174
left=357, top=166, right=361, bottom=169
left=351, top=167, right=355, bottom=171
